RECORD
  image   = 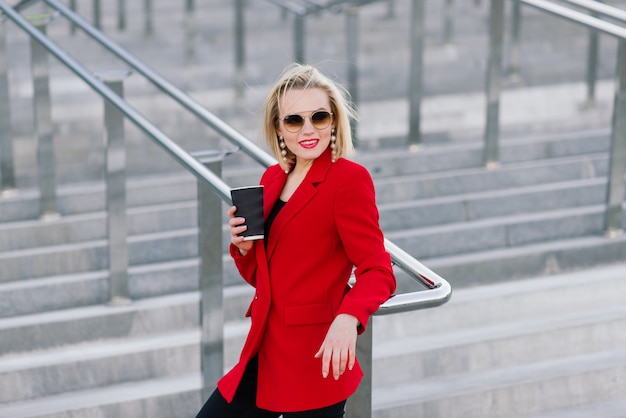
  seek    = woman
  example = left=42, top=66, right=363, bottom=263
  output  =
left=196, top=64, right=396, bottom=418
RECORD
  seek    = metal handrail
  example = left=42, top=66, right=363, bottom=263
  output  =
left=515, top=0, right=626, bottom=236
left=0, top=0, right=451, bottom=313
left=484, top=0, right=626, bottom=234
left=558, top=0, right=626, bottom=22
left=41, top=0, right=276, bottom=170
left=264, top=0, right=381, bottom=15
left=519, top=0, right=626, bottom=37
left=0, top=1, right=232, bottom=204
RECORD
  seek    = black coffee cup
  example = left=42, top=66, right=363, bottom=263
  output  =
left=230, top=185, right=264, bottom=241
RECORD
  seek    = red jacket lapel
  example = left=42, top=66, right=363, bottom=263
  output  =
left=264, top=149, right=333, bottom=260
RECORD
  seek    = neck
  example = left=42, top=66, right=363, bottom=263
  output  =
left=291, top=158, right=314, bottom=177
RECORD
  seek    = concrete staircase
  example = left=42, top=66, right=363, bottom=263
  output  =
left=372, top=263, right=626, bottom=417
left=1, top=0, right=626, bottom=416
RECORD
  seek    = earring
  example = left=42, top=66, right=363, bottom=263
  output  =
left=330, top=129, right=337, bottom=162
left=279, top=136, right=289, bottom=173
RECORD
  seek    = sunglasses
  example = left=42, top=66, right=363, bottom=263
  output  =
left=281, top=111, right=334, bottom=133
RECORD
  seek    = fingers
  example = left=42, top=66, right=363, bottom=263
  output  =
left=228, top=206, right=245, bottom=235
left=230, top=220, right=247, bottom=239
left=228, top=206, right=252, bottom=255
left=347, top=345, right=356, bottom=371
left=315, top=314, right=359, bottom=380
left=333, top=349, right=345, bottom=379
left=315, top=344, right=355, bottom=380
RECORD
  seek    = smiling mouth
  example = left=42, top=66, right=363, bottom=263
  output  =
left=299, top=139, right=319, bottom=149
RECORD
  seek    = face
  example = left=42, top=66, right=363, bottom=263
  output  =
left=276, top=88, right=335, bottom=170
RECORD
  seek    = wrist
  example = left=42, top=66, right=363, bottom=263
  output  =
left=338, top=313, right=360, bottom=328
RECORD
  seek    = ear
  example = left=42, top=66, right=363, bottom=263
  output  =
left=275, top=119, right=284, bottom=138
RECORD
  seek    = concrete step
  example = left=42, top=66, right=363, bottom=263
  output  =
left=0, top=330, right=199, bottom=403
left=1, top=145, right=608, bottom=225
left=1, top=171, right=614, bottom=255
left=520, top=398, right=626, bottom=418
left=371, top=263, right=626, bottom=392
left=0, top=373, right=202, bottom=418
left=372, top=346, right=626, bottom=418
left=0, top=228, right=208, bottom=282
left=378, top=177, right=609, bottom=231
left=15, top=0, right=616, bottom=104
left=1, top=199, right=624, bottom=297
left=5, top=18, right=615, bottom=182
left=0, top=201, right=619, bottom=282
left=373, top=304, right=626, bottom=387
left=0, top=201, right=198, bottom=252
left=0, top=258, right=247, bottom=319
left=387, top=203, right=619, bottom=259
left=375, top=262, right=626, bottom=340
left=426, top=234, right=626, bottom=289
left=374, top=152, right=607, bottom=204
left=0, top=173, right=199, bottom=223
left=0, top=292, right=198, bottom=355
left=359, top=128, right=611, bottom=179
left=0, top=263, right=623, bottom=417
left=2, top=338, right=624, bottom=418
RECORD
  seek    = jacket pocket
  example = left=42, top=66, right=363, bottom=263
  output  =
left=284, top=302, right=334, bottom=326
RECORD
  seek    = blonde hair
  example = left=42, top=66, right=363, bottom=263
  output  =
left=263, top=63, right=357, bottom=172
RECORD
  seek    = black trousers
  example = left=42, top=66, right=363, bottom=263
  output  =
left=196, top=357, right=346, bottom=418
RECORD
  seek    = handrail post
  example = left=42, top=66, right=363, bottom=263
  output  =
left=294, top=13, right=305, bottom=63
left=235, top=0, right=246, bottom=100
left=28, top=14, right=59, bottom=218
left=585, top=1, right=603, bottom=108
left=508, top=0, right=522, bottom=79
left=484, top=0, right=505, bottom=168
left=117, top=0, right=125, bottom=31
left=184, top=0, right=196, bottom=65
left=604, top=39, right=626, bottom=237
left=93, top=0, right=101, bottom=29
left=346, top=5, right=359, bottom=147
left=193, top=150, right=227, bottom=401
left=346, top=322, right=373, bottom=418
left=98, top=69, right=132, bottom=304
left=0, top=19, right=16, bottom=193
left=144, top=0, right=153, bottom=37
left=586, top=28, right=599, bottom=107
left=69, top=0, right=77, bottom=33
left=408, top=0, right=425, bottom=148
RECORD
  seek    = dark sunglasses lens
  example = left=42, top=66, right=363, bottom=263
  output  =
left=311, top=111, right=331, bottom=126
left=284, top=114, right=304, bottom=130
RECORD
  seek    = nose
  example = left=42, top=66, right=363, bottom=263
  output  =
left=301, top=116, right=315, bottom=133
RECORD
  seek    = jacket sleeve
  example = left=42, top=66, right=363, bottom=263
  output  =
left=229, top=166, right=276, bottom=288
left=333, top=163, right=396, bottom=333
left=230, top=242, right=259, bottom=288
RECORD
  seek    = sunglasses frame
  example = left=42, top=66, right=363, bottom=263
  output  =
left=281, top=111, right=334, bottom=133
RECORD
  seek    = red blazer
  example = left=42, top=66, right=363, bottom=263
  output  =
left=218, top=148, right=396, bottom=412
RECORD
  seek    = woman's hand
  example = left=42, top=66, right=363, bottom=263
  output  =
left=228, top=206, right=254, bottom=256
left=314, top=313, right=359, bottom=380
